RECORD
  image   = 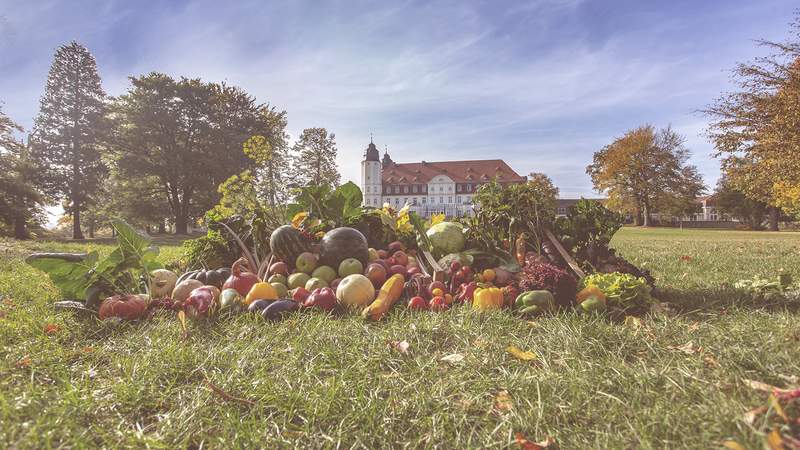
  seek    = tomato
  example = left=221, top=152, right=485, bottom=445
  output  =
left=407, top=296, right=428, bottom=310
left=429, top=296, right=447, bottom=311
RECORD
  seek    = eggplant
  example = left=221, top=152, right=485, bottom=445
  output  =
left=247, top=299, right=273, bottom=314
left=261, top=299, right=299, bottom=321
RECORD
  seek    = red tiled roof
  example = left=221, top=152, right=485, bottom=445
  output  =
left=382, top=159, right=525, bottom=184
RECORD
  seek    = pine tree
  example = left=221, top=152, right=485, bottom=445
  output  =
left=0, top=105, right=43, bottom=238
left=30, top=41, right=107, bottom=239
left=291, top=128, right=341, bottom=190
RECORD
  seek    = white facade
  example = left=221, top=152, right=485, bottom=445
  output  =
left=360, top=158, right=382, bottom=208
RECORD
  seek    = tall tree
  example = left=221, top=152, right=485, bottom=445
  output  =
left=291, top=128, right=340, bottom=190
left=587, top=125, right=705, bottom=226
left=0, top=106, right=42, bottom=238
left=30, top=41, right=107, bottom=239
left=110, top=73, right=278, bottom=234
left=242, top=109, right=290, bottom=208
left=705, top=14, right=800, bottom=229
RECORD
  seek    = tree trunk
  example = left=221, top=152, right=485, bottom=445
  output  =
left=158, top=220, right=166, bottom=234
left=88, top=222, right=95, bottom=239
left=13, top=216, right=28, bottom=240
left=175, top=214, right=188, bottom=235
left=768, top=207, right=779, bottom=231
left=642, top=203, right=651, bottom=227
left=72, top=204, right=84, bottom=239
left=634, top=208, right=643, bottom=226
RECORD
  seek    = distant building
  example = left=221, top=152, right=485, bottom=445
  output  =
left=555, top=198, right=607, bottom=217
left=360, top=140, right=526, bottom=218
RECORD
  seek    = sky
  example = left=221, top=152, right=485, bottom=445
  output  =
left=1, top=0, right=797, bottom=208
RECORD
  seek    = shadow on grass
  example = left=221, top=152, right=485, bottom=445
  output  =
left=655, top=286, right=800, bottom=316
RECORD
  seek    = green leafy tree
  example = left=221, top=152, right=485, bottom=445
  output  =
left=291, top=128, right=340, bottom=190
left=587, top=125, right=705, bottom=226
left=29, top=41, right=108, bottom=239
left=110, top=73, right=277, bottom=234
left=0, top=106, right=43, bottom=238
left=704, top=15, right=800, bottom=229
left=714, top=171, right=769, bottom=230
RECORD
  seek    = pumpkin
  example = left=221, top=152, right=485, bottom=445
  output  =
left=98, top=294, right=148, bottom=321
left=319, top=227, right=369, bottom=270
left=270, top=225, right=312, bottom=266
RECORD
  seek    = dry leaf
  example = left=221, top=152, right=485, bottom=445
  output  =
left=0, top=310, right=6, bottom=319
left=81, top=346, right=94, bottom=354
left=44, top=323, right=60, bottom=335
left=668, top=341, right=701, bottom=354
left=440, top=353, right=464, bottom=364
left=493, top=390, right=513, bottom=413
left=515, top=432, right=556, bottom=449
left=688, top=322, right=701, bottom=333
left=15, top=357, right=31, bottom=369
left=743, top=406, right=768, bottom=425
left=742, top=379, right=796, bottom=395
left=766, top=428, right=784, bottom=450
left=507, top=346, right=537, bottom=361
left=722, top=440, right=748, bottom=450
left=703, top=355, right=719, bottom=368
left=680, top=255, right=693, bottom=262
left=623, top=316, right=643, bottom=329
left=177, top=310, right=188, bottom=340
left=388, top=340, right=410, bottom=354
left=769, top=394, right=789, bottom=422
left=526, top=321, right=539, bottom=328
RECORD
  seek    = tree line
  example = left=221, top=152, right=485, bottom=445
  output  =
left=0, top=42, right=340, bottom=239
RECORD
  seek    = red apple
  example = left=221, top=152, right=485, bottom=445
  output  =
left=407, top=266, right=421, bottom=276
left=269, top=261, right=289, bottom=276
left=388, top=241, right=404, bottom=252
left=291, top=287, right=311, bottom=303
left=386, top=257, right=396, bottom=266
left=392, top=251, right=408, bottom=266
left=377, top=249, right=389, bottom=259
left=365, top=263, right=388, bottom=288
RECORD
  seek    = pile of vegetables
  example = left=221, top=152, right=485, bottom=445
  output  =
left=578, top=272, right=654, bottom=314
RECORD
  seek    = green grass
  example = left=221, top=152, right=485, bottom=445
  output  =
left=1, top=228, right=799, bottom=449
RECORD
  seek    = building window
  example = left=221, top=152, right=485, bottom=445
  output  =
left=439, top=186, right=443, bottom=192
left=448, top=196, right=452, bottom=203
left=412, top=185, right=417, bottom=193
left=412, top=197, right=417, bottom=205
left=448, top=186, right=452, bottom=192
left=393, top=186, right=399, bottom=194
left=457, top=184, right=462, bottom=193
left=422, top=197, right=426, bottom=204
left=440, top=197, right=444, bottom=203
left=457, top=196, right=461, bottom=203
left=467, top=184, right=472, bottom=192
left=403, top=186, right=409, bottom=194
left=558, top=207, right=566, bottom=215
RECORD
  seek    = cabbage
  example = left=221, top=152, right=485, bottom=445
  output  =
left=426, top=222, right=465, bottom=258
left=580, top=272, right=652, bottom=312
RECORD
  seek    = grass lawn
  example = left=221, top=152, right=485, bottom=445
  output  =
left=1, top=228, right=799, bottom=448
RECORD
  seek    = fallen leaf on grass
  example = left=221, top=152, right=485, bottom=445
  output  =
left=743, top=406, right=768, bottom=425
left=703, top=355, right=719, bottom=368
left=440, top=353, right=465, bottom=364
left=769, top=394, right=789, bottom=422
left=177, top=310, right=188, bottom=340
left=493, top=390, right=513, bottom=413
left=680, top=255, right=693, bottom=262
left=668, top=341, right=702, bottom=354
left=766, top=428, right=784, bottom=450
left=688, top=322, right=701, bottom=333
left=722, top=441, right=748, bottom=450
left=387, top=340, right=410, bottom=354
left=742, top=379, right=798, bottom=395
left=202, top=372, right=256, bottom=407
left=507, top=346, right=537, bottom=361
left=515, top=432, right=556, bottom=449
left=44, top=323, right=60, bottom=335
left=623, top=316, right=643, bottom=329
left=2, top=298, right=14, bottom=307
left=15, top=357, right=31, bottom=369
left=0, top=310, right=6, bottom=319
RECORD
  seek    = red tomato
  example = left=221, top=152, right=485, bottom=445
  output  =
left=407, top=296, right=428, bottom=310
left=429, top=296, right=447, bottom=311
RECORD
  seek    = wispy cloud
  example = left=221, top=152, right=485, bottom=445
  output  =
left=0, top=0, right=797, bottom=198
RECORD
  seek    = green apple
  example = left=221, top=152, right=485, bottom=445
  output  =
left=305, top=277, right=328, bottom=291
left=287, top=272, right=311, bottom=290
left=368, top=248, right=379, bottom=262
left=338, top=258, right=364, bottom=278
left=312, top=265, right=337, bottom=284
left=271, top=282, right=289, bottom=298
left=295, top=252, right=318, bottom=274
left=268, top=274, right=287, bottom=285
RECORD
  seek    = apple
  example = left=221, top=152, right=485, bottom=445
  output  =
left=329, top=277, right=342, bottom=291
left=388, top=241, right=404, bottom=252
left=312, top=265, right=337, bottom=284
left=390, top=265, right=407, bottom=277
left=269, top=261, right=289, bottom=276
left=287, top=272, right=311, bottom=290
left=268, top=274, right=287, bottom=285
left=338, top=258, right=364, bottom=278
left=271, top=282, right=288, bottom=298
left=386, top=257, right=396, bottom=266
left=365, top=263, right=388, bottom=288
left=295, top=252, right=318, bottom=274
left=377, top=249, right=388, bottom=259
left=392, top=251, right=409, bottom=266
left=291, top=287, right=311, bottom=303
left=336, top=274, right=376, bottom=309
left=374, top=259, right=390, bottom=273
left=368, top=248, right=379, bottom=262
left=303, top=287, right=337, bottom=312
left=305, top=277, right=328, bottom=291
left=406, top=266, right=421, bottom=277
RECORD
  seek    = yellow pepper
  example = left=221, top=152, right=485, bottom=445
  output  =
left=244, top=282, right=278, bottom=305
left=472, top=286, right=503, bottom=311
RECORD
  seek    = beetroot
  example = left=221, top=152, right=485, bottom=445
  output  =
left=517, top=261, right=577, bottom=308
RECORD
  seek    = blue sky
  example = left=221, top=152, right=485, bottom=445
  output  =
left=1, top=0, right=797, bottom=202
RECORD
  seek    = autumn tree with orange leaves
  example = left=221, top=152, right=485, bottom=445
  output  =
left=587, top=125, right=705, bottom=227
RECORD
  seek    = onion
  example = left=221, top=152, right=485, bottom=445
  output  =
left=222, top=258, right=260, bottom=296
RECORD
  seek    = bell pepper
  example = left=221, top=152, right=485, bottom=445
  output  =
left=576, top=285, right=607, bottom=313
left=472, top=286, right=503, bottom=311
left=456, top=282, right=478, bottom=303
left=515, top=290, right=555, bottom=316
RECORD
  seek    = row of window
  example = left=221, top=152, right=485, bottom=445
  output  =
left=368, top=183, right=481, bottom=195
left=375, top=196, right=473, bottom=206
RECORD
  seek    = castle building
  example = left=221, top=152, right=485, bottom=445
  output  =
left=360, top=140, right=526, bottom=218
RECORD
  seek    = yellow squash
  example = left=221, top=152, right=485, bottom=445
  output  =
left=362, top=274, right=405, bottom=321
left=244, top=281, right=278, bottom=305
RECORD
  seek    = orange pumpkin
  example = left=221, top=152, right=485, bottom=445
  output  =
left=98, top=294, right=148, bottom=320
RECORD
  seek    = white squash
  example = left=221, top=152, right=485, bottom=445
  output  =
left=150, top=269, right=178, bottom=299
